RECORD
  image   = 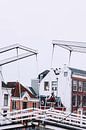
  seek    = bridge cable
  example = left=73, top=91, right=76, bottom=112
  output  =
left=51, top=44, right=55, bottom=69
left=35, top=53, right=41, bottom=109
left=16, top=47, right=22, bottom=110
left=35, top=54, right=38, bottom=91
left=68, top=50, right=72, bottom=67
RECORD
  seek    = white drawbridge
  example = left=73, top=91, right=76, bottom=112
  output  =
left=0, top=108, right=86, bottom=130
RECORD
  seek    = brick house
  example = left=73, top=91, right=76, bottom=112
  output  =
left=71, top=70, right=86, bottom=114
left=58, top=65, right=86, bottom=114
left=7, top=82, right=39, bottom=111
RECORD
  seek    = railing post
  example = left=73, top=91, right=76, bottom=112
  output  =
left=69, top=114, right=71, bottom=124
left=80, top=109, right=83, bottom=127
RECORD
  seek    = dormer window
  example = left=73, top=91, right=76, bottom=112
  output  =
left=44, top=81, right=49, bottom=91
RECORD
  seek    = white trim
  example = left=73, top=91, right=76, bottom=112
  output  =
left=21, top=91, right=30, bottom=100
left=72, top=75, right=86, bottom=79
left=29, top=98, right=39, bottom=102
left=11, top=97, right=39, bottom=102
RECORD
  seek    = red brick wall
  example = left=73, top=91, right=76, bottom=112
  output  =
left=10, top=99, right=39, bottom=112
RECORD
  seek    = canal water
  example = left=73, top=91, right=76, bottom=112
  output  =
left=15, top=126, right=68, bottom=130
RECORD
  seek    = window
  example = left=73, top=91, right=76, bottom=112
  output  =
left=52, top=81, right=57, bottom=91
left=64, top=72, right=68, bottom=77
left=23, top=102, right=27, bottom=109
left=33, top=102, right=36, bottom=108
left=83, top=82, right=86, bottom=91
left=56, top=97, right=61, bottom=107
left=12, top=101, right=16, bottom=110
left=4, top=94, right=8, bottom=106
left=73, top=80, right=77, bottom=91
left=72, top=95, right=77, bottom=106
left=44, top=81, right=49, bottom=91
left=83, top=96, right=86, bottom=106
left=77, top=95, right=82, bottom=107
left=52, top=87, right=57, bottom=91
left=78, top=81, right=83, bottom=92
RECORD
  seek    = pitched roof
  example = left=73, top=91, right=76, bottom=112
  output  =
left=2, top=81, right=8, bottom=88
left=7, top=82, right=36, bottom=98
left=28, top=87, right=37, bottom=96
left=69, top=67, right=86, bottom=77
left=38, top=70, right=50, bottom=82
left=2, top=81, right=13, bottom=88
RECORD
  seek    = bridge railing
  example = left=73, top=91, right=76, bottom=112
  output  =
left=0, top=108, right=86, bottom=128
left=44, top=108, right=86, bottom=128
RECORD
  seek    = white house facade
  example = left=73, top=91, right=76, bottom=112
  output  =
left=0, top=82, right=11, bottom=114
left=39, top=68, right=58, bottom=97
left=57, top=65, right=72, bottom=112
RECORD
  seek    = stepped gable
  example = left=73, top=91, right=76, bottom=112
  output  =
left=7, top=82, right=35, bottom=98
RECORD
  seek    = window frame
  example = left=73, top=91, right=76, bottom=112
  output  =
left=4, top=94, right=8, bottom=106
left=44, top=81, right=49, bottom=91
left=78, top=81, right=83, bottom=92
left=72, top=95, right=77, bottom=107
left=12, top=100, right=16, bottom=110
left=64, top=72, right=68, bottom=77
left=77, top=95, right=82, bottom=107
left=83, top=81, right=86, bottom=92
left=83, top=95, right=86, bottom=106
left=72, top=80, right=77, bottom=91
left=52, top=81, right=57, bottom=91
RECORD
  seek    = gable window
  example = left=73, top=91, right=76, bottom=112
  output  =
left=64, top=72, right=68, bottom=77
left=4, top=94, right=8, bottom=106
left=44, top=81, right=49, bottom=91
left=73, top=80, right=77, bottom=91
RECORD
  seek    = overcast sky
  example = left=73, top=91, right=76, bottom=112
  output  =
left=1, top=0, right=86, bottom=86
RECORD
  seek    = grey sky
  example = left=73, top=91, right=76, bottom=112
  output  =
left=0, top=0, right=86, bottom=86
